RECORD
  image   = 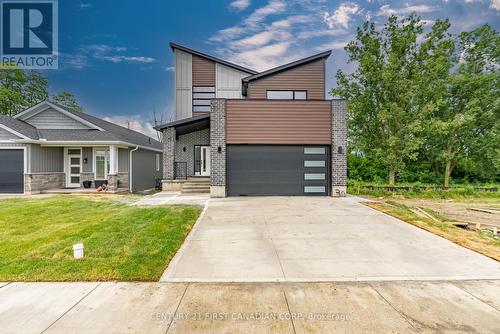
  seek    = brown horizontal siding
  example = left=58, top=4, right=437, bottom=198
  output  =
left=226, top=100, right=331, bottom=144
left=192, top=55, right=215, bottom=86
left=247, top=59, right=325, bottom=99
left=192, top=111, right=209, bottom=117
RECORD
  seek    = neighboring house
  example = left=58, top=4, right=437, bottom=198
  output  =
left=0, top=101, right=162, bottom=194
left=156, top=43, right=347, bottom=197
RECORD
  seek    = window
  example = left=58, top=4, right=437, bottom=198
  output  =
left=294, top=91, right=307, bottom=100
left=156, top=154, right=160, bottom=171
left=304, top=160, right=325, bottom=167
left=266, top=90, right=307, bottom=100
left=304, top=186, right=326, bottom=193
left=193, top=86, right=215, bottom=113
left=304, top=173, right=325, bottom=180
left=95, top=150, right=110, bottom=180
left=304, top=147, right=326, bottom=154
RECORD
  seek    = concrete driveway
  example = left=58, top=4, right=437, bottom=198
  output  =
left=161, top=197, right=500, bottom=282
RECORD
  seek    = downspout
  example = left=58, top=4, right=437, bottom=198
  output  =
left=129, top=146, right=139, bottom=192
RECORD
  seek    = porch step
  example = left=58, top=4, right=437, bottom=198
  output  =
left=181, top=177, right=210, bottom=194
left=182, top=188, right=210, bottom=194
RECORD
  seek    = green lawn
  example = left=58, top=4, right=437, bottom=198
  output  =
left=0, top=195, right=201, bottom=281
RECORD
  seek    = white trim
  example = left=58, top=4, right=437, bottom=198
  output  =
left=64, top=147, right=82, bottom=188
left=195, top=146, right=210, bottom=176
left=0, top=146, right=27, bottom=194
left=109, top=145, right=118, bottom=175
left=0, top=123, right=31, bottom=140
left=93, top=147, right=109, bottom=181
left=22, top=140, right=163, bottom=153
left=14, top=101, right=104, bottom=131
left=129, top=146, right=139, bottom=192
left=155, top=153, right=160, bottom=172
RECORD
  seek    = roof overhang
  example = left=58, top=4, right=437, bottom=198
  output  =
left=155, top=114, right=210, bottom=136
left=243, top=50, right=332, bottom=82
left=170, top=42, right=258, bottom=75
left=12, top=139, right=162, bottom=153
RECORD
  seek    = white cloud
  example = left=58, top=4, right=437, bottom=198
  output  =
left=244, top=0, right=286, bottom=26
left=377, top=4, right=436, bottom=16
left=230, top=0, right=251, bottom=11
left=323, top=2, right=359, bottom=29
left=228, top=42, right=293, bottom=71
left=297, top=28, right=347, bottom=39
left=65, top=44, right=157, bottom=68
left=103, top=116, right=158, bottom=139
left=490, top=0, right=500, bottom=10
left=78, top=3, right=91, bottom=10
left=96, top=55, right=155, bottom=63
left=314, top=40, right=349, bottom=51
left=164, top=66, right=175, bottom=72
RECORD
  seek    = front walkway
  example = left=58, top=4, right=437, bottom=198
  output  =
left=134, top=192, right=209, bottom=206
left=161, top=196, right=500, bottom=282
left=0, top=280, right=499, bottom=333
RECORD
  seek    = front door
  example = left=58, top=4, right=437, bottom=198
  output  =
left=194, top=146, right=210, bottom=176
left=66, top=149, right=81, bottom=188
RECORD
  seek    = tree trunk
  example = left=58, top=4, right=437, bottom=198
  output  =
left=444, top=161, right=451, bottom=188
left=444, top=144, right=453, bottom=188
left=388, top=169, right=396, bottom=185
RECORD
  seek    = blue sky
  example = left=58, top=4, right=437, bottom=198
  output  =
left=46, top=0, right=499, bottom=137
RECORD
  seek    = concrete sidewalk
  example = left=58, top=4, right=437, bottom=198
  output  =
left=0, top=280, right=499, bottom=333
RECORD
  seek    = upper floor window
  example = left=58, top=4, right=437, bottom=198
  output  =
left=193, top=86, right=215, bottom=113
left=266, top=90, right=307, bottom=100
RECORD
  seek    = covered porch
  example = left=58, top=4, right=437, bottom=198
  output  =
left=159, top=114, right=211, bottom=191
left=25, top=144, right=130, bottom=194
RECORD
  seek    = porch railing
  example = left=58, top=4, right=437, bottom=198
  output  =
left=174, top=162, right=187, bottom=180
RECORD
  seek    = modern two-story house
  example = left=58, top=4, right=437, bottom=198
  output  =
left=156, top=43, right=347, bottom=197
left=0, top=101, right=162, bottom=194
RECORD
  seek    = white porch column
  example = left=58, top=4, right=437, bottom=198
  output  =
left=109, top=145, right=118, bottom=175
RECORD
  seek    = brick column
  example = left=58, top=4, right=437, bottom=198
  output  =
left=162, top=127, right=183, bottom=191
left=162, top=127, right=175, bottom=180
left=331, top=100, right=347, bottom=197
left=210, top=99, right=226, bottom=197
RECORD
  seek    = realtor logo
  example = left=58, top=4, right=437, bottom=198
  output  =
left=1, top=0, right=58, bottom=69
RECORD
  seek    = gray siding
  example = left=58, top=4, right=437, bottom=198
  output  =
left=118, top=148, right=129, bottom=172
left=0, top=128, right=20, bottom=140
left=30, top=145, right=63, bottom=173
left=81, top=147, right=93, bottom=173
left=216, top=63, right=247, bottom=99
left=175, top=49, right=193, bottom=120
left=131, top=148, right=162, bottom=191
left=175, top=128, right=210, bottom=176
left=23, top=107, right=91, bottom=130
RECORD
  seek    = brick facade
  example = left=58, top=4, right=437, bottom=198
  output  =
left=331, top=99, right=347, bottom=196
left=24, top=172, right=65, bottom=194
left=175, top=128, right=210, bottom=176
left=210, top=99, right=226, bottom=197
left=162, top=127, right=175, bottom=180
left=117, top=172, right=129, bottom=189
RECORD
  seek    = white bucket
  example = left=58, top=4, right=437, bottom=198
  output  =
left=73, top=243, right=84, bottom=259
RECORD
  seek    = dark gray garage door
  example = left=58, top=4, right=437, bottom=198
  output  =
left=0, top=149, right=24, bottom=194
left=227, top=145, right=330, bottom=196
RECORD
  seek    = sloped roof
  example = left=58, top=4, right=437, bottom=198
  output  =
left=170, top=42, right=258, bottom=75
left=0, top=115, right=39, bottom=139
left=7, top=101, right=162, bottom=150
left=242, top=50, right=332, bottom=82
left=49, top=102, right=162, bottom=150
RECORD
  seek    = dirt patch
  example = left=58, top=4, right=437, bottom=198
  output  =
left=395, top=198, right=500, bottom=229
